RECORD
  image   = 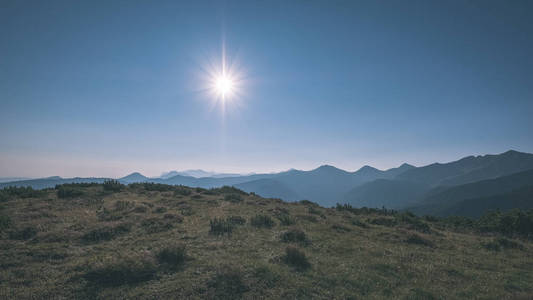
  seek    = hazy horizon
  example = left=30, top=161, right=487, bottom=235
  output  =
left=2, top=0, right=533, bottom=178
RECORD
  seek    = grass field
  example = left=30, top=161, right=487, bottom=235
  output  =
left=1, top=183, right=532, bottom=299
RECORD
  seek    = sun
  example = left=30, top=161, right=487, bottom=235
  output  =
left=214, top=75, right=234, bottom=98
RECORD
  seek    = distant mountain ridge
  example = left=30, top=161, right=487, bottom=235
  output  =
left=2, top=150, right=533, bottom=217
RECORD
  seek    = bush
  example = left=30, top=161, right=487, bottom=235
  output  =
left=114, top=200, right=134, bottom=211
left=157, top=245, right=186, bottom=270
left=351, top=219, right=369, bottom=228
left=2, top=186, right=45, bottom=199
left=370, top=217, right=397, bottom=227
left=141, top=218, right=173, bottom=233
left=174, top=186, right=192, bottom=196
left=283, top=246, right=310, bottom=270
left=57, top=186, right=85, bottom=198
left=103, top=180, right=124, bottom=192
left=153, top=207, right=167, bottom=214
left=9, top=226, right=38, bottom=240
left=396, top=212, right=431, bottom=233
left=224, top=194, right=243, bottom=203
left=280, top=229, right=309, bottom=245
left=81, top=224, right=130, bottom=243
left=0, top=215, right=11, bottom=232
left=483, top=237, right=524, bottom=251
left=83, top=258, right=157, bottom=287
left=336, top=203, right=396, bottom=216
left=227, top=216, right=246, bottom=225
left=210, top=218, right=234, bottom=236
left=331, top=224, right=351, bottom=233
left=404, top=233, right=434, bottom=247
left=278, top=215, right=296, bottom=226
left=207, top=268, right=248, bottom=299
left=212, top=186, right=247, bottom=195
left=250, top=215, right=275, bottom=228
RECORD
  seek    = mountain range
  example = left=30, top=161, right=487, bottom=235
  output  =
left=2, top=150, right=532, bottom=217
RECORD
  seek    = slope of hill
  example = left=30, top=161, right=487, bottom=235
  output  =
left=0, top=183, right=531, bottom=299
left=408, top=169, right=533, bottom=216
left=235, top=178, right=301, bottom=201
left=438, top=185, right=533, bottom=217
left=396, top=150, right=533, bottom=186
left=119, top=172, right=150, bottom=183
left=0, top=176, right=111, bottom=189
left=344, top=179, right=430, bottom=209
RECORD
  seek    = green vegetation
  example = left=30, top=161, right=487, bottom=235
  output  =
left=0, top=183, right=532, bottom=298
left=250, top=214, right=275, bottom=228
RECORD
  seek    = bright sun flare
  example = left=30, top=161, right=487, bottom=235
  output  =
left=215, top=75, right=234, bottom=97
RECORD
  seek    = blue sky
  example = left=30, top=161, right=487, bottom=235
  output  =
left=1, top=0, right=532, bottom=178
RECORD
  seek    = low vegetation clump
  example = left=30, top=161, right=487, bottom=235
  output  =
left=483, top=237, right=524, bottom=251
left=396, top=212, right=432, bottom=233
left=83, top=258, right=157, bottom=287
left=404, top=233, right=434, bottom=247
left=224, top=193, right=243, bottom=203
left=207, top=268, right=249, bottom=299
left=210, top=217, right=234, bottom=236
left=277, top=214, right=296, bottom=226
left=56, top=186, right=86, bottom=199
left=8, top=226, right=38, bottom=240
left=331, top=224, right=351, bottom=233
left=227, top=215, right=246, bottom=225
left=351, top=218, right=369, bottom=228
left=157, top=244, right=187, bottom=270
left=280, top=229, right=309, bottom=245
left=2, top=186, right=45, bottom=199
left=174, top=186, right=192, bottom=196
left=250, top=214, right=275, bottom=228
left=141, top=218, right=173, bottom=233
left=103, top=180, right=124, bottom=192
left=0, top=215, right=11, bottom=231
left=283, top=246, right=311, bottom=270
left=369, top=217, right=397, bottom=227
left=81, top=224, right=130, bottom=243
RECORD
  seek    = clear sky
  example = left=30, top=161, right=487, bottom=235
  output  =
left=1, top=0, right=533, bottom=178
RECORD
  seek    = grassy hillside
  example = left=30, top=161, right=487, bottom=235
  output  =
left=1, top=183, right=532, bottom=299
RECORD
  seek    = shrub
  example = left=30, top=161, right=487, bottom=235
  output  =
left=212, top=186, right=247, bottom=195
left=83, top=258, right=157, bottom=287
left=210, top=218, right=234, bottom=236
left=280, top=229, right=309, bottom=245
left=103, top=180, right=124, bottom=192
left=405, top=233, right=434, bottom=247
left=3, top=186, right=45, bottom=199
left=335, top=203, right=396, bottom=216
left=0, top=215, right=11, bottom=231
left=396, top=212, right=431, bottom=233
left=207, top=268, right=248, bottom=299
left=153, top=207, right=167, bottom=214
left=81, top=224, right=130, bottom=243
left=163, top=214, right=184, bottom=222
left=283, top=246, right=310, bottom=270
left=224, top=194, right=243, bottom=203
left=133, top=205, right=149, bottom=213
left=227, top=216, right=246, bottom=225
left=57, top=186, right=85, bottom=199
left=278, top=215, right=296, bottom=226
left=331, top=224, right=351, bottom=233
left=351, top=219, right=369, bottom=228
left=114, top=200, right=134, bottom=211
left=141, top=218, right=173, bottom=233
left=157, top=244, right=186, bottom=270
left=370, top=217, right=397, bottom=227
left=297, top=214, right=318, bottom=223
left=9, top=226, right=38, bottom=240
left=483, top=237, right=524, bottom=251
left=140, top=183, right=174, bottom=192
left=250, top=214, right=275, bottom=228
left=174, top=186, right=192, bottom=196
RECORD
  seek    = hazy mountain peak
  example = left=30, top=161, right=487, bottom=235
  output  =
left=120, top=172, right=148, bottom=182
